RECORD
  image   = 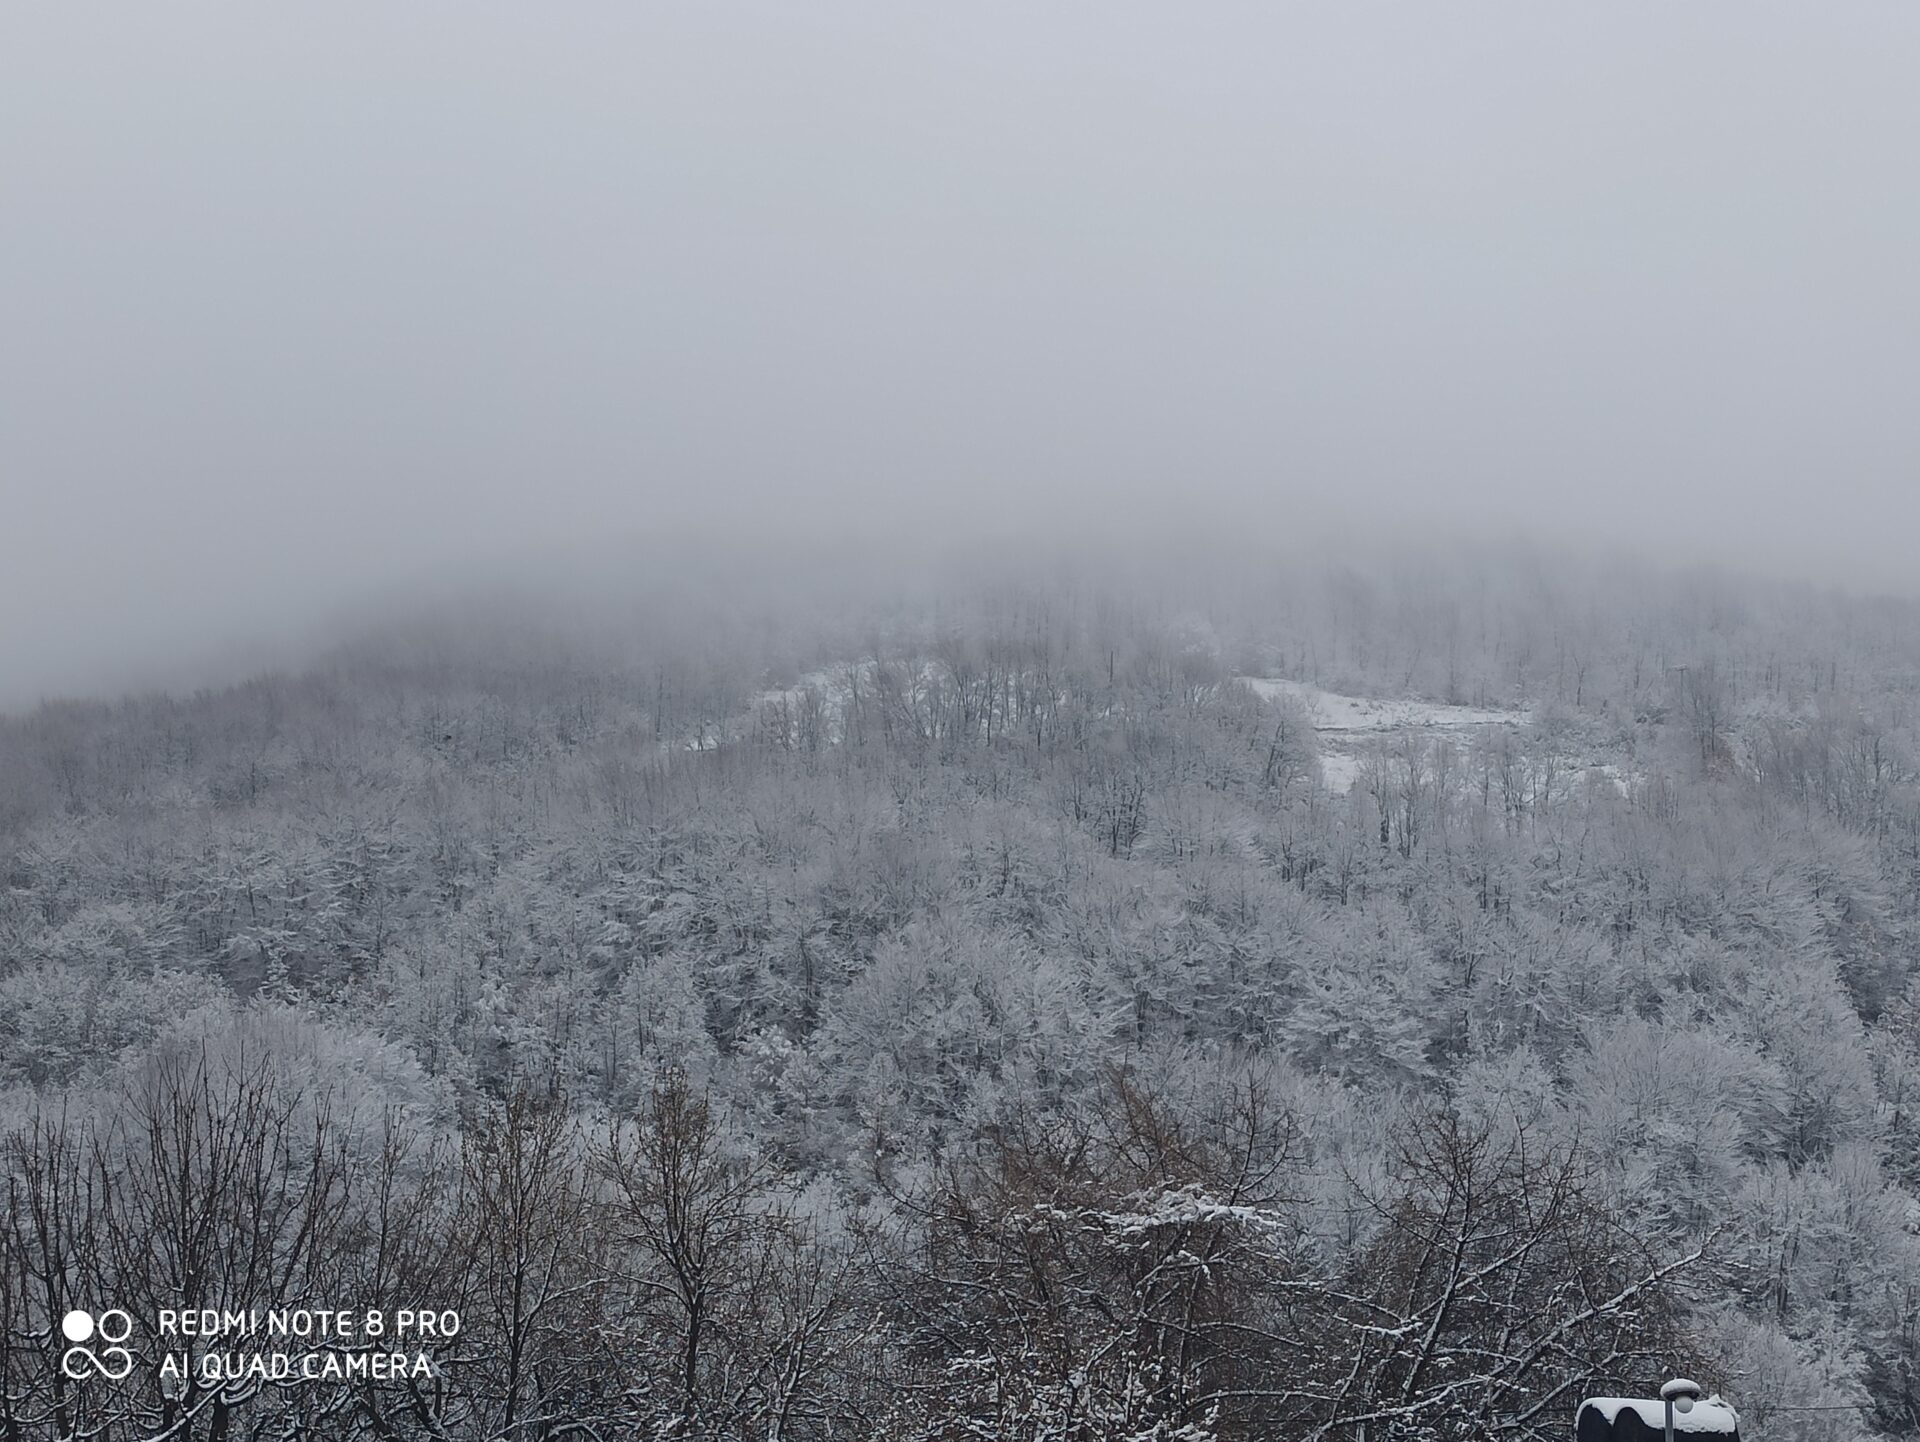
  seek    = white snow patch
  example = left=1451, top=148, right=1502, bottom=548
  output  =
left=1318, top=752, right=1366, bottom=795
left=1239, top=678, right=1526, bottom=734
left=1241, top=679, right=1528, bottom=795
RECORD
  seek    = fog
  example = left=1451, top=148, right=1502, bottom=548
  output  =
left=4, top=3, right=1918, bottom=707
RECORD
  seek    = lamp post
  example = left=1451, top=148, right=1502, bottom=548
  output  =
left=1660, top=1378, right=1702, bottom=1442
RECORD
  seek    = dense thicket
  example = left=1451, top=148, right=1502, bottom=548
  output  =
left=3, top=545, right=1918, bottom=1440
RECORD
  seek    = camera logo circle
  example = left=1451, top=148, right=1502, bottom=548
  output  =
left=61, top=1309, right=134, bottom=1381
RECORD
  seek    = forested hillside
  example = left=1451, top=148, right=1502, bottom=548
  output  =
left=5, top=545, right=1919, bottom=1440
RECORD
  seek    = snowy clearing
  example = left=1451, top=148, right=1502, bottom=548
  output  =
left=1240, top=678, right=1530, bottom=795
left=1238, top=678, right=1527, bottom=734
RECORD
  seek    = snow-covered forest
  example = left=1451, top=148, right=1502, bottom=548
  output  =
left=4, top=543, right=1918, bottom=1440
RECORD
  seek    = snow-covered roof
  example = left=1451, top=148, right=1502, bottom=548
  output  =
left=1579, top=1396, right=1740, bottom=1435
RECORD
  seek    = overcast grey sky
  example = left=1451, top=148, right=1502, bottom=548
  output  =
left=3, top=4, right=1918, bottom=703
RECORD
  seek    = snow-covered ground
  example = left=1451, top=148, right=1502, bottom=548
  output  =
left=1242, top=678, right=1637, bottom=801
left=1240, top=678, right=1529, bottom=796
left=1240, top=678, right=1525, bottom=734
left=1319, top=751, right=1366, bottom=794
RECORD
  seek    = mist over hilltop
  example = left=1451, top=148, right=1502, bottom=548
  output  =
left=7, top=4, right=1920, bottom=706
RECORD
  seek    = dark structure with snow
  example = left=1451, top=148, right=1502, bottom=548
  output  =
left=1576, top=1396, right=1740, bottom=1442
